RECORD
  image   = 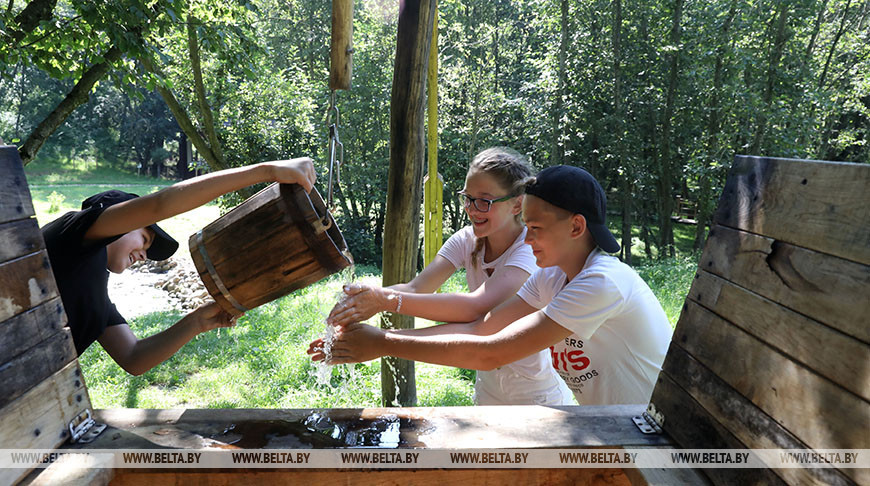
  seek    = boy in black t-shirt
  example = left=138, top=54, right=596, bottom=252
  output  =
left=42, top=157, right=316, bottom=375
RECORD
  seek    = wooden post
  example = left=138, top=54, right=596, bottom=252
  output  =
left=423, top=8, right=442, bottom=266
left=381, top=0, right=436, bottom=407
left=329, top=0, right=354, bottom=91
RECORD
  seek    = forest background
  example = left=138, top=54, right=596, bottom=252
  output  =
left=2, top=0, right=868, bottom=267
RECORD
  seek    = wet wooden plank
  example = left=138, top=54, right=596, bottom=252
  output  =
left=0, top=297, right=66, bottom=362
left=0, top=251, right=59, bottom=323
left=0, top=145, right=35, bottom=223
left=103, top=468, right=632, bottom=486
left=656, top=345, right=856, bottom=486
left=0, top=361, right=90, bottom=486
left=0, top=217, right=44, bottom=265
left=89, top=405, right=673, bottom=450
left=699, top=225, right=870, bottom=343
left=0, top=328, right=77, bottom=409
left=674, top=301, right=869, bottom=454
left=689, top=270, right=869, bottom=401
left=649, top=371, right=788, bottom=486
left=714, top=156, right=870, bottom=265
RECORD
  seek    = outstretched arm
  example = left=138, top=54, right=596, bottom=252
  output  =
left=84, top=158, right=316, bottom=241
left=98, top=302, right=237, bottom=376
left=328, top=257, right=531, bottom=325
left=311, top=295, right=571, bottom=370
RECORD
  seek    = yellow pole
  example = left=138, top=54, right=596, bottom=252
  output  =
left=423, top=5, right=443, bottom=267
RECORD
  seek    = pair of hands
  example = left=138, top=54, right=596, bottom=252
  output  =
left=307, top=283, right=392, bottom=364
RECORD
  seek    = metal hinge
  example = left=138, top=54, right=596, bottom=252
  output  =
left=632, top=403, right=665, bottom=434
left=68, top=409, right=107, bottom=444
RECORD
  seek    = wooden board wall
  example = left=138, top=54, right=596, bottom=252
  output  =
left=649, top=156, right=870, bottom=486
left=0, top=146, right=90, bottom=485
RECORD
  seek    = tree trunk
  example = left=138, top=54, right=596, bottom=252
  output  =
left=657, top=0, right=684, bottom=258
left=19, top=45, right=122, bottom=165
left=551, top=0, right=569, bottom=165
left=694, top=1, right=737, bottom=250
left=612, top=0, right=631, bottom=264
left=188, top=14, right=227, bottom=170
left=380, top=0, right=436, bottom=407
left=818, top=0, right=852, bottom=89
left=805, top=0, right=829, bottom=60
left=749, top=3, right=790, bottom=155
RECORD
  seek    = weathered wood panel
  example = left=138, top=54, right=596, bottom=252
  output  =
left=0, top=145, right=35, bottom=223
left=0, top=361, right=90, bottom=486
left=649, top=372, right=786, bottom=486
left=0, top=328, right=77, bottom=409
left=674, top=301, right=869, bottom=454
left=657, top=345, right=855, bottom=486
left=105, top=469, right=632, bottom=486
left=0, top=217, right=44, bottom=265
left=689, top=270, right=869, bottom=401
left=0, top=297, right=66, bottom=362
left=714, top=156, right=870, bottom=265
left=700, top=225, right=870, bottom=343
left=0, top=251, right=59, bottom=323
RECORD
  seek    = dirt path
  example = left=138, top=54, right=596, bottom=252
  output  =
left=107, top=258, right=209, bottom=319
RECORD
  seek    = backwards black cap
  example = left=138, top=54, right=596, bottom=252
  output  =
left=524, top=165, right=620, bottom=253
left=81, top=190, right=179, bottom=261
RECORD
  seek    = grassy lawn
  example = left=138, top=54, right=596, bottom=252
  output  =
left=28, top=159, right=698, bottom=409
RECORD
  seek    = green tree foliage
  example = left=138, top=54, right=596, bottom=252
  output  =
left=2, top=0, right=867, bottom=265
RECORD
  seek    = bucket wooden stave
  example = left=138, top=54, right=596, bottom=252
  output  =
left=189, top=183, right=353, bottom=316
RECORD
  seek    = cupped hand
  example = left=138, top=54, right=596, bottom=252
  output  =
left=327, top=283, right=391, bottom=327
left=267, top=157, right=317, bottom=192
left=306, top=322, right=386, bottom=364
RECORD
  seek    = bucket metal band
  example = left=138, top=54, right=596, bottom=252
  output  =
left=195, top=230, right=248, bottom=313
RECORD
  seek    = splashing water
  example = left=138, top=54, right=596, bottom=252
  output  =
left=310, top=263, right=357, bottom=403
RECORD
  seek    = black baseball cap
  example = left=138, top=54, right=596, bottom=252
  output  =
left=81, top=190, right=179, bottom=261
left=524, top=165, right=620, bottom=253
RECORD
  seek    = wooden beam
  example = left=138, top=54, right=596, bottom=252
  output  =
left=329, top=0, right=354, bottom=90
left=0, top=361, right=90, bottom=486
left=689, top=270, right=869, bottom=401
left=674, top=301, right=869, bottom=455
left=0, top=145, right=35, bottom=223
left=714, top=156, right=870, bottom=265
left=0, top=217, right=44, bottom=265
left=699, top=225, right=869, bottom=343
left=0, top=296, right=66, bottom=362
left=0, top=328, right=77, bottom=409
left=0, top=251, right=59, bottom=323
left=654, top=348, right=853, bottom=486
left=381, top=0, right=436, bottom=407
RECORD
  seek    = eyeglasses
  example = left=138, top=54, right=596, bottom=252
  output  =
left=457, top=191, right=516, bottom=213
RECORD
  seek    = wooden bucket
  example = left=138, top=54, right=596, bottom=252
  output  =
left=189, top=183, right=353, bottom=316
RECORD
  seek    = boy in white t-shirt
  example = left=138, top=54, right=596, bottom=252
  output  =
left=311, top=165, right=672, bottom=405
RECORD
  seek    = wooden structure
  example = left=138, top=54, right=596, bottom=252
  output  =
left=3, top=152, right=868, bottom=486
left=650, top=155, right=869, bottom=485
left=0, top=145, right=92, bottom=486
left=189, top=183, right=352, bottom=316
left=380, top=0, right=437, bottom=407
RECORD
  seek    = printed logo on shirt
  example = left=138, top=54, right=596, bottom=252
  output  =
left=550, top=339, right=600, bottom=394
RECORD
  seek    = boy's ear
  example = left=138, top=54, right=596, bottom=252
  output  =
left=570, top=213, right=588, bottom=239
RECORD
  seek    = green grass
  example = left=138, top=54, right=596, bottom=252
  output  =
left=24, top=157, right=167, bottom=185
left=79, top=269, right=476, bottom=408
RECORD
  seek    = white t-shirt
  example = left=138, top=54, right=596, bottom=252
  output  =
left=438, top=226, right=574, bottom=405
left=517, top=250, right=672, bottom=405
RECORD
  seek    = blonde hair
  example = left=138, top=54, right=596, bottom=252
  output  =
left=467, top=147, right=534, bottom=268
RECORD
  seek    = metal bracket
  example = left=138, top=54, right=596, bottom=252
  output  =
left=632, top=403, right=664, bottom=435
left=68, top=409, right=107, bottom=444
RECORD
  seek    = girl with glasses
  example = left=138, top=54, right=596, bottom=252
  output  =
left=327, top=147, right=573, bottom=405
